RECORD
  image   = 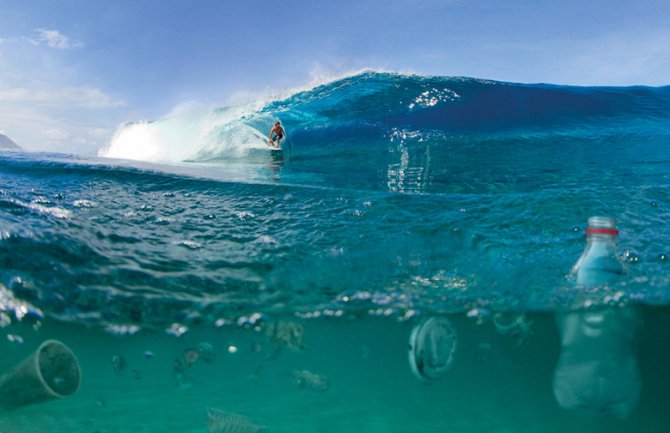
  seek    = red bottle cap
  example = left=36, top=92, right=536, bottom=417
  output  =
left=585, top=227, right=619, bottom=236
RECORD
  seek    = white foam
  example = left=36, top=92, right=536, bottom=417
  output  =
left=99, top=102, right=271, bottom=163
left=8, top=198, right=71, bottom=219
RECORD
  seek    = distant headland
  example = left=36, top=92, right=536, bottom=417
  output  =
left=0, top=133, right=22, bottom=150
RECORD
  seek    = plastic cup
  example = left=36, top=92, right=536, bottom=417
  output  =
left=0, top=340, right=81, bottom=410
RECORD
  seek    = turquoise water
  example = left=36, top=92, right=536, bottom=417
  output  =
left=1, top=72, right=670, bottom=431
left=2, top=312, right=670, bottom=432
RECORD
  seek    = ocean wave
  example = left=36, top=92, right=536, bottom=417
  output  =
left=100, top=71, right=670, bottom=166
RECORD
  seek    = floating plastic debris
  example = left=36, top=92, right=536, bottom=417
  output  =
left=206, top=407, right=263, bottom=433
left=237, top=313, right=265, bottom=329
left=197, top=342, right=215, bottom=363
left=554, top=217, right=641, bottom=419
left=554, top=308, right=641, bottom=419
left=568, top=216, right=626, bottom=287
left=183, top=348, right=199, bottom=366
left=111, top=355, right=126, bottom=372
left=104, top=324, right=141, bottom=335
left=466, top=308, right=490, bottom=323
left=166, top=323, right=188, bottom=337
left=290, top=369, right=330, bottom=392
left=408, top=316, right=458, bottom=382
left=6, top=334, right=24, bottom=344
left=0, top=312, right=11, bottom=328
left=492, top=313, right=532, bottom=346
left=266, top=320, right=305, bottom=351
left=0, top=340, right=81, bottom=410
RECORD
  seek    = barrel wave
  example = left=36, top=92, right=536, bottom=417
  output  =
left=101, top=71, right=670, bottom=193
left=2, top=71, right=670, bottom=330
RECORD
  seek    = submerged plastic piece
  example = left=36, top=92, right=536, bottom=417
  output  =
left=553, top=307, right=641, bottom=419
left=493, top=313, right=533, bottom=345
left=266, top=320, right=305, bottom=351
left=0, top=340, right=81, bottom=410
left=184, top=348, right=199, bottom=366
left=408, top=316, right=458, bottom=382
left=197, top=342, right=216, bottom=363
left=290, top=369, right=330, bottom=392
left=207, top=407, right=263, bottom=433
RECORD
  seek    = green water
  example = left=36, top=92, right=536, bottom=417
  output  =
left=1, top=309, right=669, bottom=432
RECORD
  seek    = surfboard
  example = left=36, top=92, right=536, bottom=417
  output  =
left=269, top=147, right=284, bottom=162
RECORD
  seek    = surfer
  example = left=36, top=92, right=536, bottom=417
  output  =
left=268, top=121, right=285, bottom=149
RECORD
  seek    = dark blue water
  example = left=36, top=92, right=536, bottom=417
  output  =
left=1, top=72, right=670, bottom=431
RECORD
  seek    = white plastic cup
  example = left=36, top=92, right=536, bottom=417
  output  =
left=0, top=340, right=81, bottom=410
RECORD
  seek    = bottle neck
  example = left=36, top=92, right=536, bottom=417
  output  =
left=585, top=234, right=618, bottom=247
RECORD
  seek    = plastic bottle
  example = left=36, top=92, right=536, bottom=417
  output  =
left=569, top=216, right=625, bottom=287
left=553, top=217, right=640, bottom=419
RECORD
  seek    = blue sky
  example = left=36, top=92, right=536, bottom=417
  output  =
left=1, top=0, right=669, bottom=154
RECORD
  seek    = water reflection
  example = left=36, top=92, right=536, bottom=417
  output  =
left=386, top=129, right=432, bottom=193
left=266, top=148, right=284, bottom=182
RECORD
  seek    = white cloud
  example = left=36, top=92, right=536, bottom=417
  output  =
left=86, top=127, right=112, bottom=140
left=44, top=128, right=70, bottom=142
left=0, top=28, right=123, bottom=154
left=0, top=88, right=125, bottom=153
left=35, top=28, right=83, bottom=50
left=0, top=29, right=81, bottom=50
left=73, top=127, right=113, bottom=146
left=0, top=104, right=59, bottom=125
left=0, top=86, right=125, bottom=109
left=37, top=127, right=112, bottom=151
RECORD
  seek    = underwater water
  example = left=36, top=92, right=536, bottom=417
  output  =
left=1, top=71, right=670, bottom=432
